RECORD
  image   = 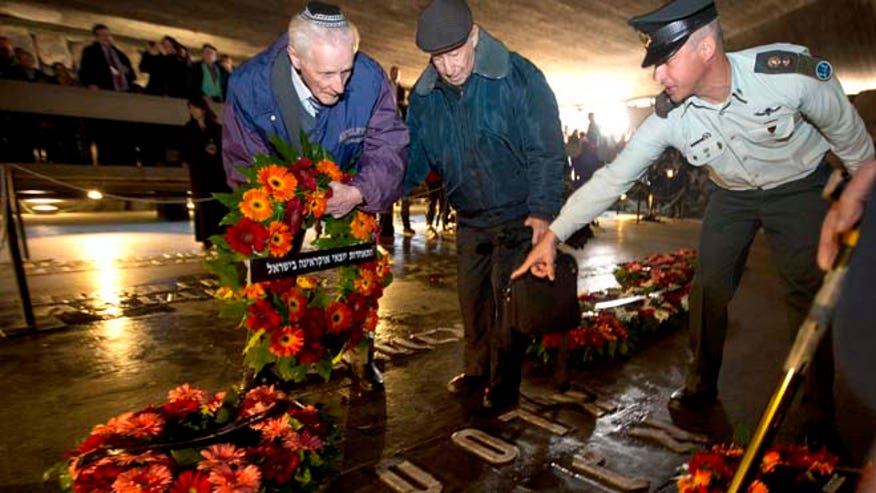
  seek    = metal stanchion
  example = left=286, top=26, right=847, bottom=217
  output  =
left=2, top=164, right=36, bottom=332
left=8, top=169, right=29, bottom=260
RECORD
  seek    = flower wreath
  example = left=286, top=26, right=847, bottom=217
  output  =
left=209, top=135, right=392, bottom=383
left=677, top=443, right=839, bottom=493
left=56, top=384, right=339, bottom=493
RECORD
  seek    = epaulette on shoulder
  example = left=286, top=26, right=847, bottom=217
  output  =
left=754, top=50, right=833, bottom=81
left=655, top=91, right=677, bottom=119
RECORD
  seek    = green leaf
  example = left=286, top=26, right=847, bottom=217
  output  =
left=295, top=464, right=313, bottom=485
left=269, top=134, right=299, bottom=162
left=243, top=332, right=276, bottom=375
left=219, top=300, right=248, bottom=320
left=216, top=406, right=231, bottom=424
left=732, top=425, right=752, bottom=447
left=170, top=448, right=203, bottom=466
left=300, top=130, right=313, bottom=158
left=214, top=191, right=242, bottom=209
left=274, top=357, right=308, bottom=382
left=207, top=257, right=244, bottom=291
left=316, top=357, right=334, bottom=382
left=219, top=209, right=243, bottom=226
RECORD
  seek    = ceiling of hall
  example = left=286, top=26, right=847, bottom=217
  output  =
left=3, top=0, right=876, bottom=106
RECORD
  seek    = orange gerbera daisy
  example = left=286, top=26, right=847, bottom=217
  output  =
left=306, top=191, right=328, bottom=219
left=354, top=270, right=376, bottom=295
left=112, top=464, right=173, bottom=493
left=326, top=302, right=353, bottom=333
left=241, top=283, right=265, bottom=300
left=267, top=221, right=293, bottom=258
left=350, top=211, right=377, bottom=240
left=258, top=165, right=298, bottom=201
left=283, top=288, right=308, bottom=322
left=269, top=326, right=305, bottom=358
left=297, top=276, right=318, bottom=290
left=239, top=188, right=273, bottom=222
left=747, top=480, right=769, bottom=493
left=315, top=159, right=344, bottom=182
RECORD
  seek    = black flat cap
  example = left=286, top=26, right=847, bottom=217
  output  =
left=628, top=0, right=717, bottom=67
left=416, top=0, right=473, bottom=54
left=301, top=1, right=348, bottom=28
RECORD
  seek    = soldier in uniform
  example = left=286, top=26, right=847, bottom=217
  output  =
left=512, top=0, right=874, bottom=445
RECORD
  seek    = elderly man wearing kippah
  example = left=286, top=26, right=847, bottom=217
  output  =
left=405, top=0, right=567, bottom=410
left=223, top=1, right=409, bottom=391
left=513, top=0, right=874, bottom=450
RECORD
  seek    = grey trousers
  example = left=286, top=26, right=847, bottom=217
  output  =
left=456, top=220, right=531, bottom=390
left=686, top=165, right=835, bottom=424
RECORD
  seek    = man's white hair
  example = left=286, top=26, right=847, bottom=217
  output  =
left=288, top=14, right=360, bottom=60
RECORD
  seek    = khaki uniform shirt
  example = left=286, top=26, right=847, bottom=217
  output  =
left=551, top=43, right=875, bottom=241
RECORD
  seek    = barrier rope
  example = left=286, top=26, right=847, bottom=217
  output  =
left=8, top=163, right=213, bottom=205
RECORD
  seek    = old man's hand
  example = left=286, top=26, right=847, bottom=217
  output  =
left=325, top=181, right=363, bottom=218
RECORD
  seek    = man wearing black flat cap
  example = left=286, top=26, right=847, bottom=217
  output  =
left=223, top=1, right=408, bottom=392
left=514, top=0, right=873, bottom=446
left=406, top=0, right=566, bottom=410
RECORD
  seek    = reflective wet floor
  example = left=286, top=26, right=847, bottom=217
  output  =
left=0, top=211, right=873, bottom=492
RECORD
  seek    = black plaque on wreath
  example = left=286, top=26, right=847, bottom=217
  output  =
left=247, top=243, right=376, bottom=284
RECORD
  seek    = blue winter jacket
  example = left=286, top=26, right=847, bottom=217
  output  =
left=222, top=33, right=408, bottom=213
left=405, top=30, right=565, bottom=228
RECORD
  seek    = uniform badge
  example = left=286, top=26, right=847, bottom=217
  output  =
left=638, top=31, right=652, bottom=48
left=815, top=60, right=833, bottom=81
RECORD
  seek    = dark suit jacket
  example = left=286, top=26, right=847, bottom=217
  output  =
left=79, top=42, right=135, bottom=90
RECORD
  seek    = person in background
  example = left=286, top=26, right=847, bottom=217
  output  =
left=0, top=36, right=15, bottom=78
left=513, top=0, right=874, bottom=450
left=190, top=43, right=228, bottom=102
left=182, top=96, right=230, bottom=249
left=7, top=49, right=51, bottom=83
left=78, top=24, right=135, bottom=91
left=406, top=0, right=566, bottom=410
left=141, top=36, right=190, bottom=98
left=51, top=62, right=79, bottom=86
left=223, top=1, right=408, bottom=391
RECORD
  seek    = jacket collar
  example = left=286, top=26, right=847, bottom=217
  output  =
left=413, top=28, right=510, bottom=96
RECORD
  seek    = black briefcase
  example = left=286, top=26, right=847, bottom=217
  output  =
left=503, top=251, right=581, bottom=337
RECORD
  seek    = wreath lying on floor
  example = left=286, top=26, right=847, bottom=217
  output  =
left=209, top=135, right=392, bottom=383
left=535, top=248, right=696, bottom=363
left=56, top=384, right=339, bottom=493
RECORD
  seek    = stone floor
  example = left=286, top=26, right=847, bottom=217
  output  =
left=0, top=210, right=873, bottom=492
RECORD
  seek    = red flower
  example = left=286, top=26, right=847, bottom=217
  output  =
left=225, top=218, right=269, bottom=256
left=290, top=157, right=312, bottom=171
left=245, top=299, right=282, bottom=332
left=282, top=288, right=308, bottom=322
left=300, top=307, right=327, bottom=339
left=297, top=341, right=326, bottom=365
left=253, top=444, right=300, bottom=485
left=269, top=326, right=305, bottom=358
left=292, top=169, right=318, bottom=192
left=283, top=197, right=304, bottom=234
left=161, top=397, right=201, bottom=418
left=170, top=470, right=211, bottom=493
left=207, top=464, right=262, bottom=493
left=111, top=464, right=173, bottom=493
left=240, top=385, right=284, bottom=418
left=326, top=302, right=353, bottom=333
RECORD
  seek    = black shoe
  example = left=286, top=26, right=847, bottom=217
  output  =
left=482, top=386, right=519, bottom=411
left=668, top=386, right=718, bottom=408
left=447, top=373, right=485, bottom=395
